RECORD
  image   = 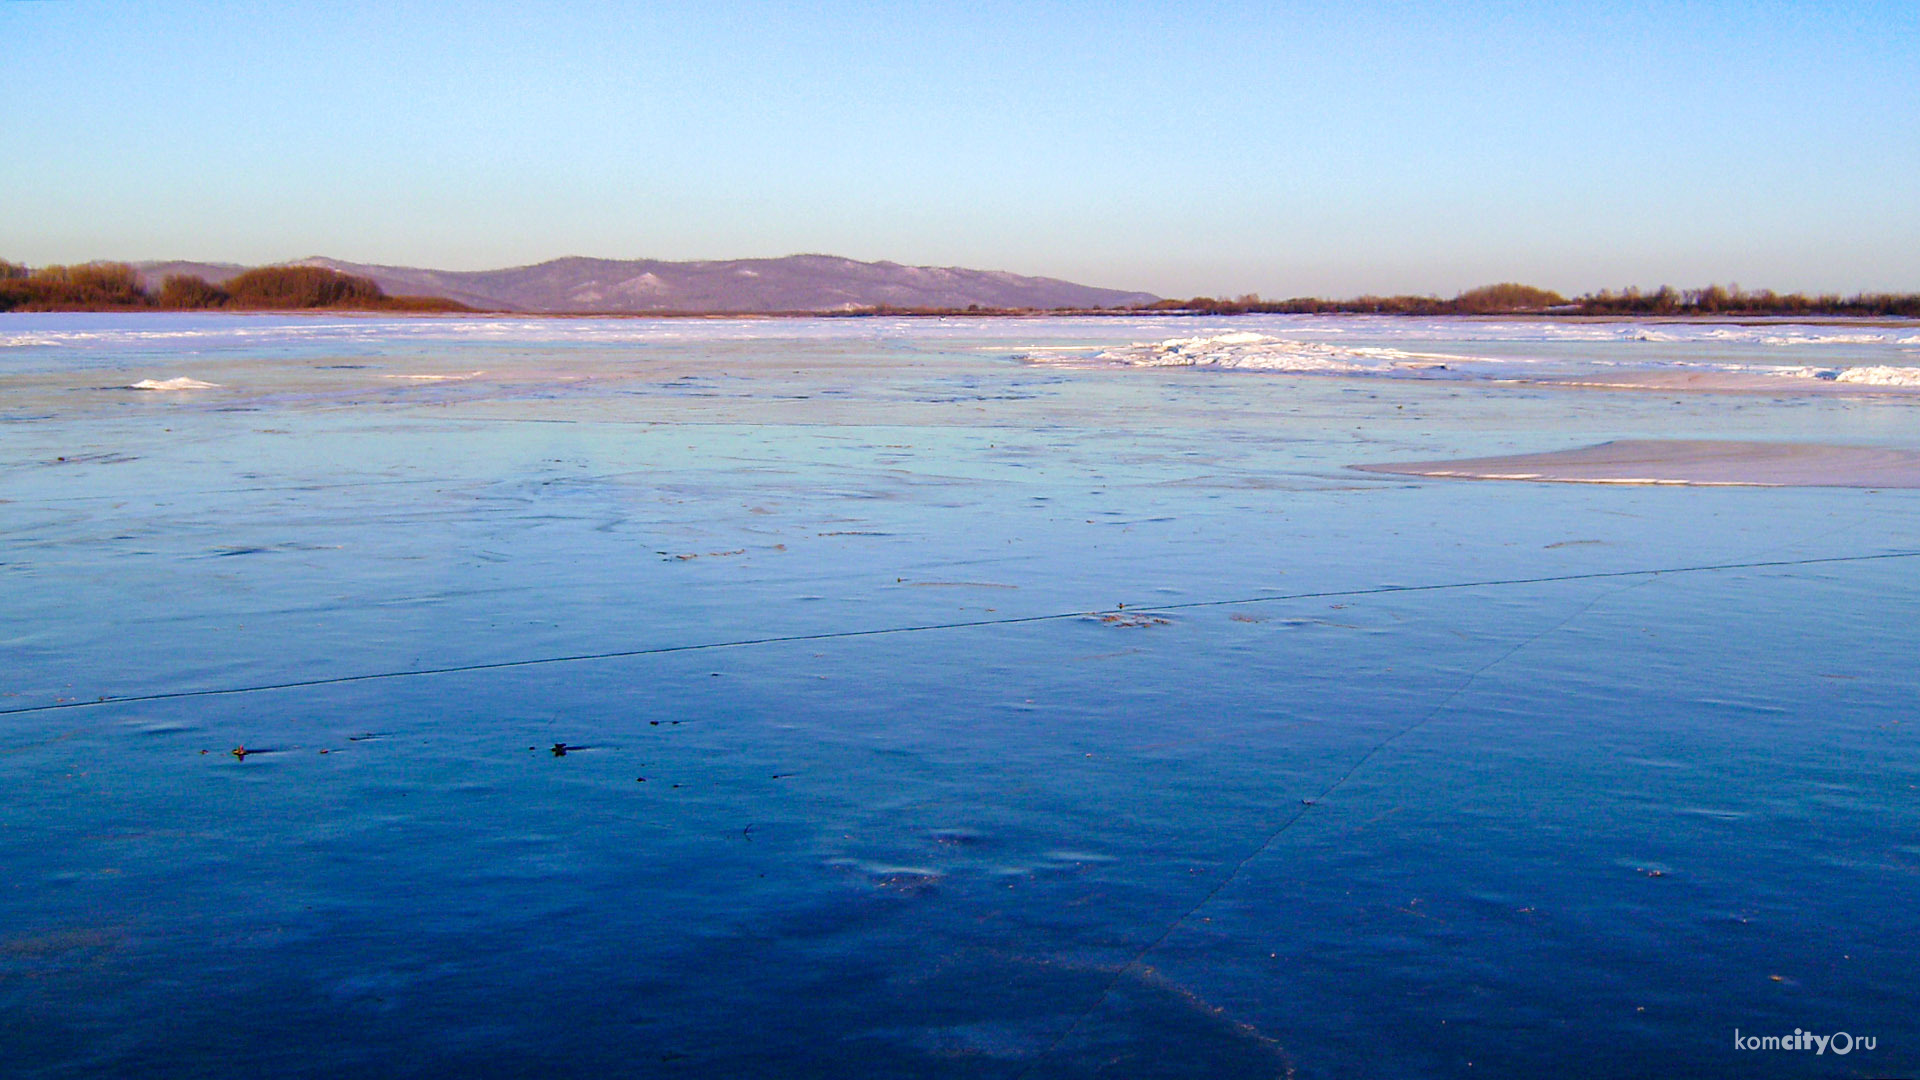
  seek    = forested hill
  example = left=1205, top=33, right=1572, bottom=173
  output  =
left=127, top=255, right=1161, bottom=313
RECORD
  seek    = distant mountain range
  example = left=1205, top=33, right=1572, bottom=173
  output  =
left=131, top=255, right=1159, bottom=313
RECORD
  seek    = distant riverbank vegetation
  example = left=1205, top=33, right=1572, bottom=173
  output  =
left=0, top=261, right=469, bottom=313
left=823, top=282, right=1918, bottom=318
left=1146, top=282, right=1920, bottom=318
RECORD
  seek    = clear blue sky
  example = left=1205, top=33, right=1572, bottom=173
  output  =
left=3, top=0, right=1916, bottom=298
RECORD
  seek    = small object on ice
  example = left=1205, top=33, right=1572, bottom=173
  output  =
left=551, top=743, right=586, bottom=756
left=230, top=746, right=251, bottom=760
left=128, top=377, right=220, bottom=391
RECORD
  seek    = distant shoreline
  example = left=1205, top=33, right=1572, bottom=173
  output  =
left=6, top=257, right=1918, bottom=319
left=4, top=306, right=1916, bottom=324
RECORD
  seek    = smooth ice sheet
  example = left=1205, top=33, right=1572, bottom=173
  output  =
left=3, top=312, right=1917, bottom=1079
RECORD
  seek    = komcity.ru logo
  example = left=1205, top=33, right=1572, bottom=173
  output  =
left=1733, top=1029, right=1877, bottom=1055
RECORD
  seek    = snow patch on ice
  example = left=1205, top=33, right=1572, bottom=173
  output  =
left=1834, top=365, right=1920, bottom=386
left=127, top=377, right=220, bottom=390
left=380, top=371, right=486, bottom=381
left=1033, top=332, right=1476, bottom=374
left=1762, top=365, right=1920, bottom=386
left=1760, top=333, right=1894, bottom=346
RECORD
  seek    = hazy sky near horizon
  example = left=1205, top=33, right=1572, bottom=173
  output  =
left=3, top=0, right=1916, bottom=298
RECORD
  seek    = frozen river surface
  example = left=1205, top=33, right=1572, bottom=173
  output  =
left=2, top=313, right=1917, bottom=1077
